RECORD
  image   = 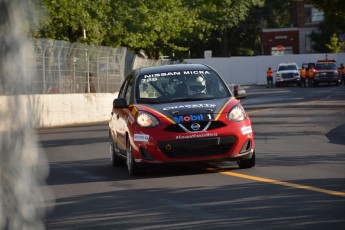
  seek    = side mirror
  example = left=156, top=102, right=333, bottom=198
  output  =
left=113, top=98, right=128, bottom=108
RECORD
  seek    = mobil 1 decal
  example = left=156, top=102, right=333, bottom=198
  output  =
left=173, top=113, right=214, bottom=123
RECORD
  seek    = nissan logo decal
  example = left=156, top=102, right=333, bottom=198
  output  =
left=191, top=123, right=200, bottom=131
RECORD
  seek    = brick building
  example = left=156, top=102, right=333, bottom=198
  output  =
left=262, top=0, right=324, bottom=55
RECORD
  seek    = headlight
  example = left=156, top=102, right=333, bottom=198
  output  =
left=136, top=111, right=160, bottom=127
left=227, top=104, right=247, bottom=122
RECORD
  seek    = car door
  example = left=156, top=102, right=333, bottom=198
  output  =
left=111, top=74, right=134, bottom=153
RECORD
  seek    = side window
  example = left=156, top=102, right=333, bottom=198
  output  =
left=118, top=74, right=132, bottom=98
left=125, top=77, right=133, bottom=104
left=118, top=78, right=129, bottom=98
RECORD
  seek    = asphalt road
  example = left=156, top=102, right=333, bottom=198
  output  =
left=38, top=85, right=345, bottom=230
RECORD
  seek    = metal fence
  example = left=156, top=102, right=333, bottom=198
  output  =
left=0, top=39, right=171, bottom=95
left=24, top=39, right=127, bottom=94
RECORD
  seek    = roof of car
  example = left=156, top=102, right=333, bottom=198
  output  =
left=278, top=62, right=298, bottom=66
left=136, top=64, right=212, bottom=75
left=316, top=59, right=336, bottom=63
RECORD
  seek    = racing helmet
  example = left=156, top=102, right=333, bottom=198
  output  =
left=187, top=75, right=206, bottom=95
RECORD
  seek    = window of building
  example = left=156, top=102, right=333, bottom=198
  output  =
left=305, top=5, right=324, bottom=23
left=305, top=35, right=312, bottom=52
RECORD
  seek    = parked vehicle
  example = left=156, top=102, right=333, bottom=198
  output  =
left=109, top=64, right=256, bottom=175
left=314, top=59, right=341, bottom=86
left=275, top=62, right=301, bottom=87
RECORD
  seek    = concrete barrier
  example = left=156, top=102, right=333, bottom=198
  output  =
left=0, top=93, right=118, bottom=129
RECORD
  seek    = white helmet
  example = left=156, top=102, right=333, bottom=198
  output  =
left=187, top=76, right=206, bottom=95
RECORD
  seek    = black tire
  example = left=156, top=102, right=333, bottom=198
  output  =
left=237, top=151, right=256, bottom=169
left=109, top=135, right=124, bottom=167
left=126, top=141, right=142, bottom=176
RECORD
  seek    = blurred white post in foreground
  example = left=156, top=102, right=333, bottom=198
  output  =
left=0, top=0, right=52, bottom=229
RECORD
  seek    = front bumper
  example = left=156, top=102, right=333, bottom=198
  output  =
left=276, top=77, right=301, bottom=85
left=131, top=123, right=254, bottom=164
left=314, top=75, right=340, bottom=83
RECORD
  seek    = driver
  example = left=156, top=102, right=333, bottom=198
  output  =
left=187, top=75, right=207, bottom=95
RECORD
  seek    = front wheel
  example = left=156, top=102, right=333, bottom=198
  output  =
left=126, top=141, right=142, bottom=176
left=237, top=151, right=256, bottom=169
left=109, top=135, right=124, bottom=167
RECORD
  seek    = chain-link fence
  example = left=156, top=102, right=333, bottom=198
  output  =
left=26, top=39, right=127, bottom=94
left=0, top=39, right=172, bottom=95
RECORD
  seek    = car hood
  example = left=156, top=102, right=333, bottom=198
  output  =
left=277, top=70, right=299, bottom=74
left=316, top=69, right=337, bottom=73
left=136, top=97, right=235, bottom=123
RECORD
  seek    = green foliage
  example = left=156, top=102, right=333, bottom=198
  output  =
left=310, top=0, right=345, bottom=52
left=31, top=0, right=268, bottom=59
left=30, top=0, right=302, bottom=59
left=260, top=0, right=292, bottom=29
left=188, top=0, right=265, bottom=57
left=326, top=33, right=345, bottom=53
left=311, top=0, right=345, bottom=24
left=105, top=0, right=197, bottom=59
left=35, top=0, right=111, bottom=45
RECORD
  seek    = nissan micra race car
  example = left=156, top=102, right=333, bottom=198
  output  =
left=109, top=64, right=255, bottom=175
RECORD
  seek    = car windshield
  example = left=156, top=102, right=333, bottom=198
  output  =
left=135, top=69, right=231, bottom=104
left=278, top=65, right=297, bottom=71
left=315, top=63, right=337, bottom=70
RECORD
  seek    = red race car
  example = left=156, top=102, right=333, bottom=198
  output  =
left=109, top=64, right=255, bottom=175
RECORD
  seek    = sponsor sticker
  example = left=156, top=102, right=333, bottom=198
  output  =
left=134, top=134, right=149, bottom=142
left=241, top=126, right=252, bottom=135
left=176, top=133, right=218, bottom=140
left=163, top=103, right=216, bottom=111
left=143, top=70, right=211, bottom=79
left=173, top=113, right=214, bottom=123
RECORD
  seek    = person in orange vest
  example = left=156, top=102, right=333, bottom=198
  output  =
left=340, top=63, right=345, bottom=86
left=307, top=64, right=316, bottom=87
left=299, top=66, right=307, bottom=88
left=266, top=67, right=273, bottom=88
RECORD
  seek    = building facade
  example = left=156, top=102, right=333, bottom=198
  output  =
left=262, top=0, right=324, bottom=55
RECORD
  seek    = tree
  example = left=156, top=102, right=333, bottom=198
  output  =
left=34, top=0, right=111, bottom=45
left=310, top=0, right=345, bottom=53
left=225, top=0, right=292, bottom=56
left=311, top=0, right=345, bottom=32
left=105, top=0, right=197, bottom=60
left=188, top=0, right=264, bottom=57
left=29, top=0, right=278, bottom=59
left=326, top=33, right=345, bottom=53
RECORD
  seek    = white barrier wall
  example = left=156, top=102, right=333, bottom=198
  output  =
left=0, top=93, right=118, bottom=129
left=1, top=53, right=344, bottom=128
left=185, top=53, right=345, bottom=85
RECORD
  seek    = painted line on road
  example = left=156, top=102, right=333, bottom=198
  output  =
left=206, top=168, right=345, bottom=198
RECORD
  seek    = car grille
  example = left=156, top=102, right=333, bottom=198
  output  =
left=164, top=121, right=227, bottom=133
left=282, top=73, right=295, bottom=78
left=318, top=72, right=336, bottom=78
left=157, top=136, right=235, bottom=158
